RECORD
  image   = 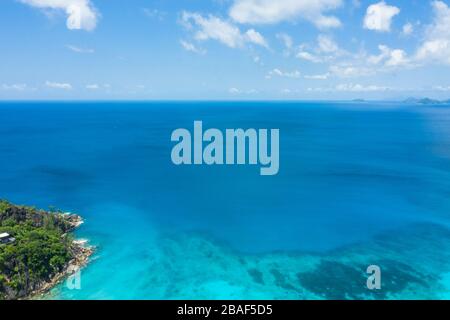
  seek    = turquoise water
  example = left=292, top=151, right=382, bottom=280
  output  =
left=1, top=101, right=450, bottom=299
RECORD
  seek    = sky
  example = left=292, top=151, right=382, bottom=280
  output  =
left=1, top=0, right=450, bottom=100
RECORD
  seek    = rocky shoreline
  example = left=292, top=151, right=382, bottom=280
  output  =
left=0, top=201, right=95, bottom=300
left=28, top=214, right=94, bottom=299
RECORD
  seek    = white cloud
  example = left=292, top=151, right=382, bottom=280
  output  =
left=45, top=81, right=72, bottom=90
left=385, top=49, right=408, bottom=66
left=297, top=51, right=323, bottom=63
left=363, top=1, right=400, bottom=32
left=245, top=29, right=269, bottom=47
left=296, top=35, right=343, bottom=64
left=304, top=73, right=330, bottom=80
left=180, top=40, right=206, bottom=54
left=276, top=33, right=296, bottom=56
left=317, top=34, right=339, bottom=53
left=142, top=8, right=166, bottom=21
left=368, top=45, right=409, bottom=67
left=266, top=68, right=301, bottom=79
left=433, top=85, right=450, bottom=91
left=308, top=83, right=391, bottom=92
left=229, top=0, right=343, bottom=29
left=335, top=83, right=390, bottom=92
left=1, top=83, right=29, bottom=91
left=320, top=43, right=414, bottom=80
left=417, top=40, right=450, bottom=63
left=20, top=0, right=99, bottom=31
left=329, top=65, right=375, bottom=77
left=181, top=12, right=268, bottom=49
left=276, top=33, right=293, bottom=50
left=402, top=23, right=413, bottom=36
left=66, top=44, right=94, bottom=53
left=293, top=31, right=413, bottom=78
left=416, top=1, right=450, bottom=65
left=181, top=12, right=242, bottom=48
left=85, top=84, right=110, bottom=91
left=229, top=87, right=258, bottom=94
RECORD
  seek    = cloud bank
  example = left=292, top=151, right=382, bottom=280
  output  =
left=181, top=12, right=268, bottom=49
left=229, top=0, right=343, bottom=29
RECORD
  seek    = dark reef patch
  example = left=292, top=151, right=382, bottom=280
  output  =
left=297, top=261, right=368, bottom=299
left=248, top=268, right=264, bottom=285
left=270, top=268, right=298, bottom=293
left=297, top=259, right=436, bottom=300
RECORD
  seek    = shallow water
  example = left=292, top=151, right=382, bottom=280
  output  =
left=1, top=101, right=450, bottom=299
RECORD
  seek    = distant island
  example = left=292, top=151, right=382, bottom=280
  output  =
left=403, top=97, right=450, bottom=105
left=0, top=200, right=93, bottom=300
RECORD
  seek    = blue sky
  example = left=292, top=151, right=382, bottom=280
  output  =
left=1, top=0, right=450, bottom=100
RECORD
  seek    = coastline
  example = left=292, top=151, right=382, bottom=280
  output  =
left=28, top=214, right=94, bottom=300
left=0, top=201, right=95, bottom=300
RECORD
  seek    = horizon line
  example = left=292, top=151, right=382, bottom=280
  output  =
left=1, top=98, right=448, bottom=103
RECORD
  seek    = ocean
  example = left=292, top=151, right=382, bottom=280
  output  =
left=1, top=101, right=450, bottom=299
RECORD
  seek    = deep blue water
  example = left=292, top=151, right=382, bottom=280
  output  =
left=1, top=101, right=450, bottom=299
